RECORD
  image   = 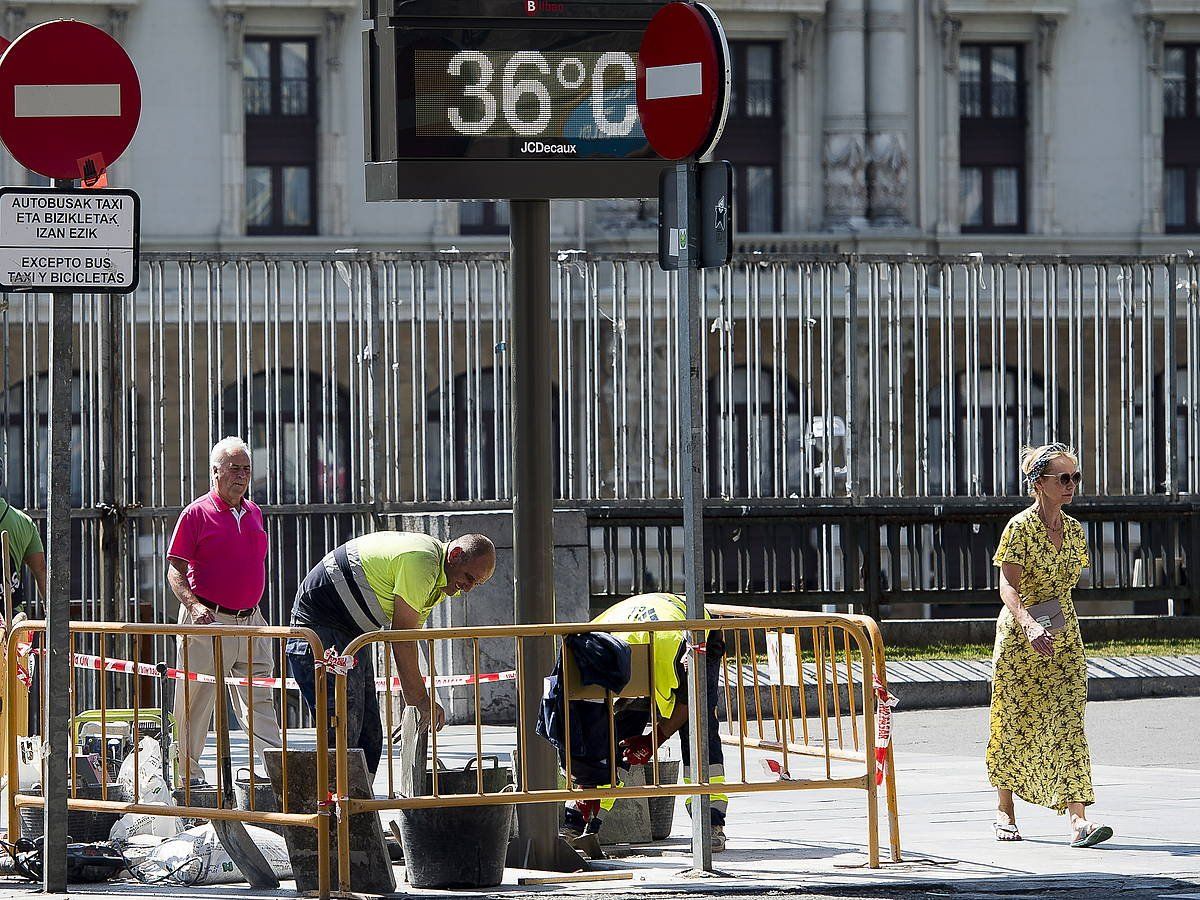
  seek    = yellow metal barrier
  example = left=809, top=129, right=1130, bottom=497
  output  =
left=708, top=604, right=902, bottom=865
left=333, top=611, right=901, bottom=891
left=4, top=620, right=333, bottom=898
left=0, top=531, right=27, bottom=794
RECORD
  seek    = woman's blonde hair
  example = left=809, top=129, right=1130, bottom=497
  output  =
left=1019, top=442, right=1079, bottom=496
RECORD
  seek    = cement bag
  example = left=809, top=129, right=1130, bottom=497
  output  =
left=110, top=802, right=183, bottom=844
left=117, top=834, right=170, bottom=869
left=147, top=823, right=291, bottom=885
left=117, top=737, right=173, bottom=805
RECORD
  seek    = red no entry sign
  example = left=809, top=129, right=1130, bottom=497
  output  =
left=0, top=20, right=141, bottom=180
left=635, top=2, right=730, bottom=161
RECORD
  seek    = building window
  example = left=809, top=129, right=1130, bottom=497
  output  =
left=219, top=370, right=350, bottom=504
left=713, top=42, right=782, bottom=233
left=2, top=373, right=82, bottom=507
left=1163, top=45, right=1200, bottom=233
left=460, top=201, right=509, bottom=236
left=927, top=368, right=1046, bottom=496
left=959, top=44, right=1026, bottom=233
left=707, top=367, right=806, bottom=498
left=244, top=37, right=317, bottom=235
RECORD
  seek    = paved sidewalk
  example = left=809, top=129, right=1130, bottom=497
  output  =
left=3, top=695, right=1197, bottom=898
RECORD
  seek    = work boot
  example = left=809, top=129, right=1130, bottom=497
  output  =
left=711, top=825, right=727, bottom=853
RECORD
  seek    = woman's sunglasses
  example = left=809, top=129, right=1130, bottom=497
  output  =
left=1039, top=471, right=1083, bottom=487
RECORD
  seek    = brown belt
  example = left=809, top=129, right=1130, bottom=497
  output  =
left=194, top=595, right=257, bottom=619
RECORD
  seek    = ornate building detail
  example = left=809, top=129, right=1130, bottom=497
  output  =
left=3, top=6, right=26, bottom=41
left=222, top=10, right=244, bottom=70
left=325, top=11, right=345, bottom=71
left=938, top=14, right=962, bottom=73
left=823, top=133, right=868, bottom=222
left=868, top=131, right=909, bottom=224
left=792, top=16, right=815, bottom=73
left=1036, top=16, right=1058, bottom=73
left=1145, top=17, right=1165, bottom=72
left=106, top=7, right=129, bottom=42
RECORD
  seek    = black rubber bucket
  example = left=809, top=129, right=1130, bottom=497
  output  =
left=19, top=783, right=128, bottom=843
left=645, top=760, right=681, bottom=840
left=398, top=758, right=514, bottom=889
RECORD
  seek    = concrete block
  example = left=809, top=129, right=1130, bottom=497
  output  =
left=262, top=748, right=396, bottom=895
left=397, top=510, right=591, bottom=725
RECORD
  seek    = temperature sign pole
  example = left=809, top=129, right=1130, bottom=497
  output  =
left=362, top=1, right=671, bottom=872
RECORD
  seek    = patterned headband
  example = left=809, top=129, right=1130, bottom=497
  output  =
left=1024, top=442, right=1074, bottom=491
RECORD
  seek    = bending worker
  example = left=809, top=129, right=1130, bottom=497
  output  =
left=561, top=592, right=729, bottom=852
left=286, top=530, right=496, bottom=775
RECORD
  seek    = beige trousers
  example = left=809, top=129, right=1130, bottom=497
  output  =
left=171, top=605, right=282, bottom=782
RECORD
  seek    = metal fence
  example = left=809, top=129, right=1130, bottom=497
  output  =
left=0, top=251, right=1196, bottom=629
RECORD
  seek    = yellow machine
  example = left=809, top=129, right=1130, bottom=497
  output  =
left=0, top=530, right=31, bottom=800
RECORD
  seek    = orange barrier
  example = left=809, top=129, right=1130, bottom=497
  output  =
left=4, top=620, right=332, bottom=898
left=331, top=611, right=902, bottom=892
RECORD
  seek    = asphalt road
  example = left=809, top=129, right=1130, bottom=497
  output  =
left=893, top=696, right=1200, bottom=769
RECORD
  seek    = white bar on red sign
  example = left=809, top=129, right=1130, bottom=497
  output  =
left=14, top=83, right=122, bottom=118
left=644, top=62, right=703, bottom=100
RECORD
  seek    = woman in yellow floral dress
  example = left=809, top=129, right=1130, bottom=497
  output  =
left=987, top=442, right=1113, bottom=848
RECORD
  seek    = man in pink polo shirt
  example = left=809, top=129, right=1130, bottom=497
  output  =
left=167, top=436, right=281, bottom=786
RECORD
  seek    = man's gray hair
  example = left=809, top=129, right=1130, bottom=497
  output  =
left=210, top=436, right=252, bottom=470
left=453, top=533, right=496, bottom=560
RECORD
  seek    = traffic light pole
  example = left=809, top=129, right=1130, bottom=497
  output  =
left=42, top=177, right=75, bottom=891
left=676, top=160, right=714, bottom=873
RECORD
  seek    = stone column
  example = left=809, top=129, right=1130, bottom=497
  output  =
left=220, top=10, right=246, bottom=238
left=786, top=15, right=817, bottom=230
left=319, top=11, right=349, bottom=236
left=1030, top=16, right=1060, bottom=234
left=823, top=0, right=868, bottom=228
left=866, top=0, right=910, bottom=225
left=934, top=9, right=961, bottom=235
left=1142, top=17, right=1166, bottom=235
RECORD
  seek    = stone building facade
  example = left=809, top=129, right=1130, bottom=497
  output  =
left=1, top=1, right=1198, bottom=252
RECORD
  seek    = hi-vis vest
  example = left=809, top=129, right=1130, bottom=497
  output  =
left=591, top=593, right=709, bottom=719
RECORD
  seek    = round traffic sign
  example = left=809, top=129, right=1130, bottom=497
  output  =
left=635, top=2, right=730, bottom=161
left=0, top=20, right=141, bottom=180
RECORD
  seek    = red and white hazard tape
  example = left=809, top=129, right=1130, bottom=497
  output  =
left=872, top=675, right=898, bottom=786
left=23, top=647, right=515, bottom=692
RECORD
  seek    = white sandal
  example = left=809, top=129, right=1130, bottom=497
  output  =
left=992, top=821, right=1022, bottom=841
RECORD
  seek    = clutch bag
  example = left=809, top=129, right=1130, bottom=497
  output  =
left=1026, top=598, right=1066, bottom=635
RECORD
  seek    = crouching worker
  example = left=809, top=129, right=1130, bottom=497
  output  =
left=538, top=592, right=728, bottom=852
left=285, top=531, right=496, bottom=775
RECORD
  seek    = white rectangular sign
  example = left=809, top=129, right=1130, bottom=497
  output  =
left=0, top=187, right=140, bottom=292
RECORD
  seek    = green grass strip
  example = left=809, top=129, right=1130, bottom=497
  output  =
left=882, top=637, right=1200, bottom=661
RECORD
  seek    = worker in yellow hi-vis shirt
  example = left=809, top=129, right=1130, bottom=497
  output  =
left=286, top=531, right=497, bottom=775
left=562, top=592, right=729, bottom=852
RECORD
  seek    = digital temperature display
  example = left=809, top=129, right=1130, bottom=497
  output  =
left=363, top=1, right=670, bottom=201
left=414, top=49, right=644, bottom=150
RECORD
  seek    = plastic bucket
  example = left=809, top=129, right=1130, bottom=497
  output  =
left=398, top=758, right=515, bottom=889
